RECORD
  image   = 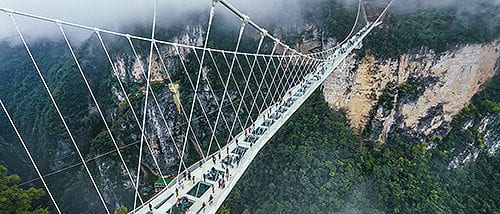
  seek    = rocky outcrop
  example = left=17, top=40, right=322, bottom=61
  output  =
left=114, top=24, right=204, bottom=83
left=323, top=41, right=499, bottom=143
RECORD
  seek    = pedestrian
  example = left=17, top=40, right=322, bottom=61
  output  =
left=209, top=194, right=214, bottom=204
left=203, top=173, right=207, bottom=182
left=212, top=156, right=216, bottom=164
left=175, top=187, right=179, bottom=197
left=218, top=152, right=221, bottom=160
left=236, top=139, right=239, bottom=146
left=149, top=203, right=152, bottom=211
left=192, top=175, right=195, bottom=184
left=212, top=184, right=215, bottom=193
left=227, top=147, right=229, bottom=154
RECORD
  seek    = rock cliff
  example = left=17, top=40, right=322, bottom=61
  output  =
left=323, top=41, right=499, bottom=150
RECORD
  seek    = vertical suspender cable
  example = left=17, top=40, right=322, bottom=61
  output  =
left=206, top=17, right=247, bottom=159
left=219, top=33, right=265, bottom=146
left=134, top=0, right=159, bottom=209
left=243, top=42, right=278, bottom=128
left=0, top=100, right=62, bottom=214
left=127, top=37, right=188, bottom=172
left=178, top=0, right=217, bottom=177
left=8, top=13, right=110, bottom=214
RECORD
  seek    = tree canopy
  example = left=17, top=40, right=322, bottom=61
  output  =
left=0, top=165, right=48, bottom=213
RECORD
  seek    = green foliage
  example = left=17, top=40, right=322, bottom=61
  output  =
left=0, top=165, right=48, bottom=213
left=364, top=0, right=500, bottom=59
left=305, top=0, right=357, bottom=41
left=114, top=205, right=128, bottom=214
left=224, top=86, right=500, bottom=213
left=484, top=100, right=500, bottom=113
left=224, top=91, right=371, bottom=213
left=379, top=81, right=397, bottom=110
left=439, top=67, right=500, bottom=154
left=217, top=204, right=231, bottom=214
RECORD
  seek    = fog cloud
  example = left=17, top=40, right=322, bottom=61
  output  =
left=0, top=0, right=497, bottom=43
left=0, top=0, right=312, bottom=42
left=392, top=0, right=500, bottom=12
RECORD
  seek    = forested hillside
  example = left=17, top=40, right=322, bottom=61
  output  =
left=222, top=0, right=499, bottom=213
left=0, top=0, right=498, bottom=212
left=223, top=82, right=499, bottom=213
left=364, top=0, right=500, bottom=59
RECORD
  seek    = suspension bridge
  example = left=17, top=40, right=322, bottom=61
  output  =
left=0, top=0, right=392, bottom=213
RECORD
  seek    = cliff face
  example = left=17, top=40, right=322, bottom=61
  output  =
left=323, top=41, right=499, bottom=155
left=96, top=23, right=207, bottom=189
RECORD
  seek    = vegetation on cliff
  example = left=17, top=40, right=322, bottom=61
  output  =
left=0, top=165, right=48, bottom=213
left=364, top=0, right=500, bottom=59
left=222, top=0, right=500, bottom=212
left=223, top=86, right=499, bottom=213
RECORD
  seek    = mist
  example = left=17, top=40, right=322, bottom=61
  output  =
left=392, top=0, right=500, bottom=12
left=0, top=0, right=498, bottom=43
left=0, top=0, right=315, bottom=43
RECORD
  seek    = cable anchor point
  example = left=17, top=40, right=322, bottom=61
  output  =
left=2, top=8, right=13, bottom=14
left=242, top=15, right=250, bottom=23
left=260, top=30, right=268, bottom=38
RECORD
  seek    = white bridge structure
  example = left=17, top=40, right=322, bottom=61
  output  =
left=0, top=0, right=392, bottom=213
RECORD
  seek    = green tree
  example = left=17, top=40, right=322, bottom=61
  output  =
left=217, top=204, right=231, bottom=214
left=114, top=205, right=128, bottom=214
left=0, top=165, right=48, bottom=213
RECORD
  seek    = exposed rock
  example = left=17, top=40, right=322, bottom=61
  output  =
left=113, top=24, right=204, bottom=83
left=323, top=41, right=500, bottom=142
left=323, top=54, right=397, bottom=130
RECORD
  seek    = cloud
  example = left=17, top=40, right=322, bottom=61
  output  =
left=391, top=0, right=500, bottom=12
left=2, top=0, right=495, bottom=43
left=0, top=0, right=202, bottom=42
left=0, top=0, right=313, bottom=43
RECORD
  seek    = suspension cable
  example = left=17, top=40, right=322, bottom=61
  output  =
left=8, top=13, right=110, bottom=214
left=57, top=23, right=144, bottom=205
left=0, top=99, right=62, bottom=213
left=178, top=0, right=217, bottom=177
left=206, top=17, right=248, bottom=159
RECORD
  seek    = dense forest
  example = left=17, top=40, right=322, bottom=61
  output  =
left=222, top=79, right=499, bottom=213
left=0, top=0, right=498, bottom=212
left=364, top=0, right=500, bottom=59
left=222, top=0, right=499, bottom=213
left=0, top=165, right=48, bottom=213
